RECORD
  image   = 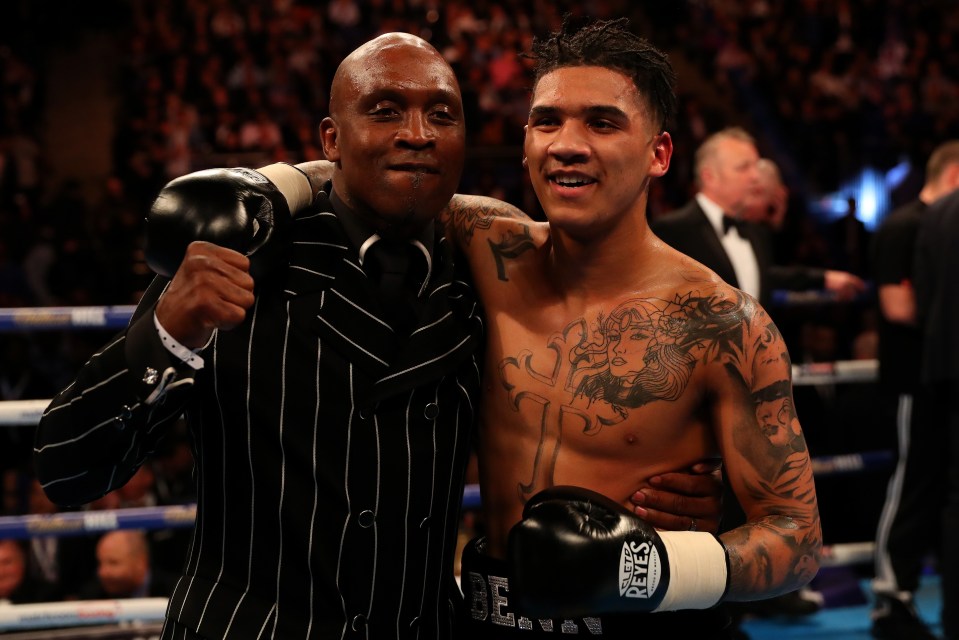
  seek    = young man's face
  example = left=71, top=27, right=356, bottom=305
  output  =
left=321, top=38, right=466, bottom=235
left=523, top=65, right=671, bottom=238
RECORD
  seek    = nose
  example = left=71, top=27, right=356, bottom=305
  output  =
left=548, top=122, right=590, bottom=163
left=396, top=112, right=435, bottom=149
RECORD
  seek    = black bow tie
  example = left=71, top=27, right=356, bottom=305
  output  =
left=722, top=215, right=745, bottom=236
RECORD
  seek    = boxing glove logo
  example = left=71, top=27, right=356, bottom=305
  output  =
left=229, top=167, right=270, bottom=184
left=619, top=540, right=662, bottom=599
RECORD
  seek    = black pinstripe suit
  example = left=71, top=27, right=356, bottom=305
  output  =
left=35, top=191, right=484, bottom=639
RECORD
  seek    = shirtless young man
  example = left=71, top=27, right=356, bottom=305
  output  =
left=440, top=19, right=821, bottom=638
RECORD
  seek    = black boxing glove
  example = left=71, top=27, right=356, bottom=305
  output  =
left=508, top=486, right=729, bottom=618
left=145, top=163, right=314, bottom=279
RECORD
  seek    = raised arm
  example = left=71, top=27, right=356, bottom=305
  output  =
left=711, top=299, right=822, bottom=600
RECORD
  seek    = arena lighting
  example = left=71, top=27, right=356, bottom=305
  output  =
left=813, top=158, right=911, bottom=231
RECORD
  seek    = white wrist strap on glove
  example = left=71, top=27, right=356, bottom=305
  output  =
left=257, top=163, right=313, bottom=214
left=654, top=531, right=728, bottom=611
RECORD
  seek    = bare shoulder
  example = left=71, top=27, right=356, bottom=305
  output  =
left=441, top=194, right=540, bottom=247
left=641, top=257, right=787, bottom=382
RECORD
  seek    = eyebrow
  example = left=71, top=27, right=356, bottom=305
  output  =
left=367, top=86, right=461, bottom=105
left=528, top=104, right=629, bottom=120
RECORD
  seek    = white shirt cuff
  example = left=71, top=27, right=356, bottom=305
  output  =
left=153, top=312, right=210, bottom=370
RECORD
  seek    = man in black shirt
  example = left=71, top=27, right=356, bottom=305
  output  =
left=872, top=140, right=959, bottom=640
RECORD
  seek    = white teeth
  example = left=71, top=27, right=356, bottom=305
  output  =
left=553, top=176, right=591, bottom=186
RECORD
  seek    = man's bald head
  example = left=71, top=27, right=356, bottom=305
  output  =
left=329, top=33, right=453, bottom=118
left=319, top=31, right=466, bottom=233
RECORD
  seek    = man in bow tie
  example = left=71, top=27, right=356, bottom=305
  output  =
left=650, top=127, right=864, bottom=308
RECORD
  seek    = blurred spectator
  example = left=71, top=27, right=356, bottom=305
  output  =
left=743, top=157, right=788, bottom=230
left=76, top=530, right=176, bottom=600
left=0, top=539, right=56, bottom=604
left=826, top=196, right=872, bottom=278
left=23, top=477, right=98, bottom=600
left=0, top=335, right=57, bottom=474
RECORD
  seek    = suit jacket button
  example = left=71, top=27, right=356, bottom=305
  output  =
left=423, top=402, right=439, bottom=419
left=358, top=510, right=375, bottom=528
left=351, top=614, right=367, bottom=631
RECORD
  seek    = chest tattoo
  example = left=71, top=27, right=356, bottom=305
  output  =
left=499, top=290, right=749, bottom=501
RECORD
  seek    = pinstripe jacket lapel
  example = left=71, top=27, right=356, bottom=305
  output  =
left=284, top=192, right=484, bottom=401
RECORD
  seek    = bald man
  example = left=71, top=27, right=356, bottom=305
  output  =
left=37, top=32, right=485, bottom=639
left=77, top=530, right=174, bottom=599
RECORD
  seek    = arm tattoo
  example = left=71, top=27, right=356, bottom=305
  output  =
left=488, top=225, right=535, bottom=281
left=445, top=196, right=526, bottom=247
left=722, top=308, right=821, bottom=595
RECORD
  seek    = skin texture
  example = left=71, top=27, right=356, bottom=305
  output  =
left=96, top=530, right=150, bottom=597
left=0, top=540, right=26, bottom=599
left=697, top=133, right=762, bottom=218
left=444, top=65, right=821, bottom=601
left=320, top=33, right=466, bottom=238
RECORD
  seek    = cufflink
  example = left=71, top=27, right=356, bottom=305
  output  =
left=143, top=367, right=159, bottom=385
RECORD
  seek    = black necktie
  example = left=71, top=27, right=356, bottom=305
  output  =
left=722, top=215, right=744, bottom=236
left=365, top=240, right=422, bottom=336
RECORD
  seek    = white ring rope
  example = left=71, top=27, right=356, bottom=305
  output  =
left=0, top=598, right=167, bottom=631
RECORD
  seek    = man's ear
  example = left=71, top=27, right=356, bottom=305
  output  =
left=319, top=117, right=341, bottom=163
left=650, top=131, right=673, bottom=178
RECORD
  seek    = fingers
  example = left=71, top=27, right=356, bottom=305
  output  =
left=688, top=459, right=723, bottom=475
left=629, top=465, right=725, bottom=534
left=646, top=469, right=724, bottom=498
left=156, top=242, right=256, bottom=347
left=631, top=490, right=722, bottom=534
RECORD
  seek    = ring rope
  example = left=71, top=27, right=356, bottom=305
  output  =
left=0, top=598, right=167, bottom=631
left=0, top=505, right=197, bottom=540
left=0, top=306, right=137, bottom=332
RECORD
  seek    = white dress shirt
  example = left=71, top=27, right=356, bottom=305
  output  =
left=696, top=193, right=760, bottom=300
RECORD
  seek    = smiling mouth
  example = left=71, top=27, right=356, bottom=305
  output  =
left=549, top=175, right=596, bottom=188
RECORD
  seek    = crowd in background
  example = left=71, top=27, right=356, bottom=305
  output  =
left=1, top=0, right=958, bottom=606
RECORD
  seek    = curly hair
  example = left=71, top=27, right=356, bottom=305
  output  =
left=527, top=16, right=677, bottom=132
